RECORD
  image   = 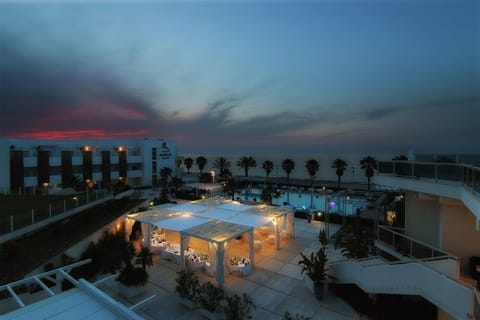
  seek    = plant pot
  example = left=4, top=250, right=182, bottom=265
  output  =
left=303, top=276, right=315, bottom=294
left=303, top=276, right=326, bottom=300
left=179, top=297, right=196, bottom=310
left=199, top=308, right=220, bottom=320
left=314, top=282, right=325, bottom=300
left=118, top=282, right=146, bottom=299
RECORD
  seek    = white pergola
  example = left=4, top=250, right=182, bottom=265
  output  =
left=126, top=200, right=295, bottom=286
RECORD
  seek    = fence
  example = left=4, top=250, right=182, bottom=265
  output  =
left=378, top=161, right=480, bottom=194
left=0, top=190, right=111, bottom=236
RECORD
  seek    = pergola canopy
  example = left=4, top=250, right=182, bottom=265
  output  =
left=182, top=219, right=252, bottom=243
left=153, top=214, right=209, bottom=231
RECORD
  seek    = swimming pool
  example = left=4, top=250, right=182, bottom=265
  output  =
left=235, top=187, right=367, bottom=215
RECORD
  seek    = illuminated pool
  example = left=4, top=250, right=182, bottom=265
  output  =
left=236, top=188, right=367, bottom=216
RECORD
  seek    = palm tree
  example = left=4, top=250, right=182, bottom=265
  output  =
left=305, top=159, right=319, bottom=210
left=196, top=156, right=207, bottom=174
left=331, top=158, right=348, bottom=192
left=184, top=157, right=193, bottom=174
left=171, top=176, right=183, bottom=194
left=159, top=167, right=172, bottom=201
left=281, top=158, right=295, bottom=204
left=262, top=160, right=274, bottom=182
left=237, top=156, right=257, bottom=177
left=213, top=157, right=231, bottom=181
left=360, top=156, right=378, bottom=191
left=159, top=167, right=172, bottom=190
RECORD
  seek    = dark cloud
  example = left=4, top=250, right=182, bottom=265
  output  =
left=0, top=28, right=160, bottom=139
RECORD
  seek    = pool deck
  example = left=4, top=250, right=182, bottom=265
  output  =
left=98, top=219, right=363, bottom=320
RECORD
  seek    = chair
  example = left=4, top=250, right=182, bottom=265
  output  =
left=204, top=261, right=216, bottom=277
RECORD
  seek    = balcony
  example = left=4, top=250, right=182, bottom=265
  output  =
left=374, top=161, right=480, bottom=225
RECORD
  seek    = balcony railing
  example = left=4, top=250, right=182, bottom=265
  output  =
left=377, top=225, right=457, bottom=260
left=378, top=161, right=480, bottom=194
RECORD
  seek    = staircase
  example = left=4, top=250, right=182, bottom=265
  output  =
left=329, top=226, right=479, bottom=320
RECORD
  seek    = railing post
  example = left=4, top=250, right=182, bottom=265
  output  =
left=10, top=215, right=13, bottom=232
left=64, top=200, right=66, bottom=212
left=49, top=204, right=52, bottom=218
left=32, top=209, right=34, bottom=224
left=410, top=240, right=413, bottom=257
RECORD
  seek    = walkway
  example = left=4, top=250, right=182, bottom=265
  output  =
left=98, top=219, right=362, bottom=319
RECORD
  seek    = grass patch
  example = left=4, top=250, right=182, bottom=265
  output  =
left=0, top=197, right=143, bottom=285
left=0, top=192, right=110, bottom=234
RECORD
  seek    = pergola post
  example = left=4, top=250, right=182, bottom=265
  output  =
left=249, top=229, right=254, bottom=267
left=146, top=224, right=152, bottom=249
left=217, top=241, right=225, bottom=288
left=180, top=232, right=186, bottom=271
left=274, top=218, right=280, bottom=250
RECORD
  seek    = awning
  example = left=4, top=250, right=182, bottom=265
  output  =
left=152, top=214, right=209, bottom=231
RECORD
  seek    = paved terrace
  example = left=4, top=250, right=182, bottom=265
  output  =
left=98, top=219, right=362, bottom=320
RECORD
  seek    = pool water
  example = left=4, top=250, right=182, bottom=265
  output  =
left=235, top=188, right=366, bottom=215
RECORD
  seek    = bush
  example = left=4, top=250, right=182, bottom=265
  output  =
left=224, top=293, right=256, bottom=320
left=197, top=281, right=225, bottom=312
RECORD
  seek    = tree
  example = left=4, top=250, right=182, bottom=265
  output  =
left=305, top=159, right=319, bottom=210
left=159, top=167, right=172, bottom=192
left=331, top=158, right=348, bottom=192
left=262, top=160, right=274, bottom=182
left=334, top=219, right=369, bottom=259
left=171, top=176, right=183, bottom=193
left=237, top=156, right=257, bottom=177
left=196, top=156, right=207, bottom=174
left=213, top=157, right=231, bottom=181
left=184, top=157, right=193, bottom=174
left=223, top=177, right=237, bottom=200
left=359, top=156, right=378, bottom=191
left=282, top=159, right=295, bottom=204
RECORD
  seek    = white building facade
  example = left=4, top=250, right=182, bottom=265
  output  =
left=0, top=138, right=178, bottom=194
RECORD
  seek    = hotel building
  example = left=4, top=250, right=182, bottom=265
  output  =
left=0, top=138, right=178, bottom=194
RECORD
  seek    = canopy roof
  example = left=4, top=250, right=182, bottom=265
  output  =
left=164, top=202, right=209, bottom=213
left=216, top=202, right=252, bottom=212
left=152, top=214, right=209, bottom=231
left=223, top=212, right=272, bottom=228
left=126, top=209, right=182, bottom=225
left=128, top=200, right=293, bottom=239
left=183, top=219, right=252, bottom=243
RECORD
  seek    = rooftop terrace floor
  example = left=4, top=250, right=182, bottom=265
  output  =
left=98, top=219, right=362, bottom=319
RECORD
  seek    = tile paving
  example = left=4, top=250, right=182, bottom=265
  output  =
left=99, top=219, right=361, bottom=319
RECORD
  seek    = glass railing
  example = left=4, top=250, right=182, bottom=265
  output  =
left=0, top=190, right=112, bottom=235
left=378, top=161, right=480, bottom=194
left=377, top=225, right=457, bottom=260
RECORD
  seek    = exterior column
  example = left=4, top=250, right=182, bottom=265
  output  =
left=249, top=229, right=254, bottom=266
left=217, top=242, right=225, bottom=288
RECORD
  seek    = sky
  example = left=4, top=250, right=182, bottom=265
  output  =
left=0, top=0, right=479, bottom=156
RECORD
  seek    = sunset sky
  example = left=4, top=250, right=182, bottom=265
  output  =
left=1, top=0, right=479, bottom=155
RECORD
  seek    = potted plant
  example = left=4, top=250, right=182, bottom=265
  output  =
left=197, top=281, right=225, bottom=319
left=175, top=269, right=201, bottom=309
left=298, top=247, right=328, bottom=300
left=223, top=293, right=256, bottom=320
left=117, top=243, right=153, bottom=298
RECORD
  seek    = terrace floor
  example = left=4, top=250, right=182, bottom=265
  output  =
left=98, top=219, right=363, bottom=319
